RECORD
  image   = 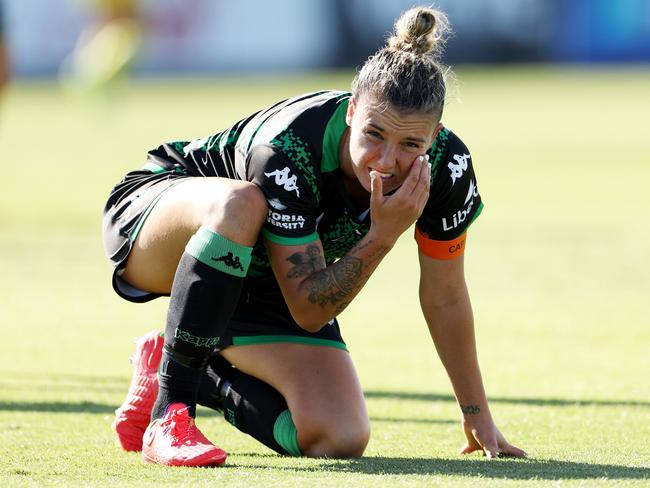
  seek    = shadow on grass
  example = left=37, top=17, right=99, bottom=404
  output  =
left=4, top=372, right=648, bottom=410
left=2, top=390, right=648, bottom=416
left=365, top=391, right=650, bottom=408
left=0, top=401, right=454, bottom=426
left=236, top=454, right=650, bottom=480
left=0, top=401, right=116, bottom=414
left=0, top=373, right=129, bottom=395
left=371, top=416, right=454, bottom=424
left=2, top=372, right=128, bottom=384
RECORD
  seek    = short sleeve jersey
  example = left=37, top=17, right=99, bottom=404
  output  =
left=145, top=91, right=483, bottom=276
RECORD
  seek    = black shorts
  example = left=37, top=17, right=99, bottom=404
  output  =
left=102, top=167, right=347, bottom=351
left=102, top=168, right=192, bottom=302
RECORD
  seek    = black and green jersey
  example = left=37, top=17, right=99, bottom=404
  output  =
left=145, top=90, right=483, bottom=277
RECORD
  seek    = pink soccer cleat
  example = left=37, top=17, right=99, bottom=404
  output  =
left=142, top=403, right=227, bottom=467
left=112, top=330, right=164, bottom=452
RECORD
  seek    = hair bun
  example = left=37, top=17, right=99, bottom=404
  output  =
left=388, top=7, right=449, bottom=57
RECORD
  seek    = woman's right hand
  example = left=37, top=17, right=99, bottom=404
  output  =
left=368, top=154, right=431, bottom=246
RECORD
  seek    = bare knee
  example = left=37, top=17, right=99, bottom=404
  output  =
left=298, top=418, right=371, bottom=458
left=203, top=181, right=267, bottom=245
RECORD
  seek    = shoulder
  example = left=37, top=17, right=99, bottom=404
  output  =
left=417, top=126, right=483, bottom=242
left=429, top=127, right=472, bottom=183
left=427, top=127, right=477, bottom=197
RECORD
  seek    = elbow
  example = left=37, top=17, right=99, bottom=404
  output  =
left=290, top=309, right=328, bottom=333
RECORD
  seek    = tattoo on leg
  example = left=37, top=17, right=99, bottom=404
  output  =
left=460, top=405, right=481, bottom=415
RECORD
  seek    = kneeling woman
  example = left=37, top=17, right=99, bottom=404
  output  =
left=103, top=6, right=526, bottom=466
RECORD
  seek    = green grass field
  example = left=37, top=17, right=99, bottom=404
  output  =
left=1, top=67, right=649, bottom=486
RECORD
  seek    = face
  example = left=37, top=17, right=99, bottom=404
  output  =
left=343, top=95, right=439, bottom=194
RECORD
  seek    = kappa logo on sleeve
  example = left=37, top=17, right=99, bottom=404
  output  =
left=464, top=179, right=478, bottom=205
left=268, top=198, right=287, bottom=211
left=441, top=179, right=479, bottom=231
left=264, top=167, right=300, bottom=197
left=448, top=153, right=471, bottom=185
left=182, top=136, right=210, bottom=156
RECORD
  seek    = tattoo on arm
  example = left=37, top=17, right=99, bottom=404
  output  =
left=285, top=241, right=387, bottom=313
left=286, top=245, right=325, bottom=279
left=460, top=404, right=481, bottom=415
left=307, top=255, right=362, bottom=312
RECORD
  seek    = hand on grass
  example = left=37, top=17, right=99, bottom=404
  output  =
left=459, top=417, right=527, bottom=458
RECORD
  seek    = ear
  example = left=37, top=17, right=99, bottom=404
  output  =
left=432, top=122, right=443, bottom=140
left=346, top=96, right=357, bottom=126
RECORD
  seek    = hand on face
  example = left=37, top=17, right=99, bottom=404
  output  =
left=368, top=153, right=431, bottom=247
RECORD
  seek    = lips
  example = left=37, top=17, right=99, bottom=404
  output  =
left=369, top=169, right=394, bottom=182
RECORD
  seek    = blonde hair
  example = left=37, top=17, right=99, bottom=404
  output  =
left=352, top=6, right=452, bottom=119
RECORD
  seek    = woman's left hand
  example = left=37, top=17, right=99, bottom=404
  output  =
left=459, top=416, right=527, bottom=458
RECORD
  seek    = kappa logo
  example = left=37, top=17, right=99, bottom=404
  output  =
left=174, top=328, right=220, bottom=348
left=264, top=167, right=300, bottom=197
left=448, top=153, right=471, bottom=185
left=442, top=179, right=479, bottom=231
left=183, top=136, right=209, bottom=156
left=211, top=252, right=244, bottom=271
left=268, top=197, right=287, bottom=211
left=464, top=179, right=479, bottom=205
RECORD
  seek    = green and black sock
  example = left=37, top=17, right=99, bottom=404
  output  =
left=151, top=226, right=252, bottom=420
left=198, top=355, right=301, bottom=456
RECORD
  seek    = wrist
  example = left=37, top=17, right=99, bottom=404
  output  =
left=366, top=226, right=397, bottom=250
left=459, top=403, right=493, bottom=422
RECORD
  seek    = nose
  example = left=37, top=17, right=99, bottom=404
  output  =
left=374, top=144, right=396, bottom=172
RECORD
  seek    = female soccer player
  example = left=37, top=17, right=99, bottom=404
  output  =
left=103, top=6, right=526, bottom=466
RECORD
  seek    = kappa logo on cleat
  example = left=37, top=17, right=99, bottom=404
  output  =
left=211, top=252, right=244, bottom=271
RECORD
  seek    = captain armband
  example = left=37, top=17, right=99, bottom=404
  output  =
left=414, top=226, right=467, bottom=260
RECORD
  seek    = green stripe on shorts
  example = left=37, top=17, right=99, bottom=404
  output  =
left=142, top=162, right=167, bottom=174
left=129, top=178, right=190, bottom=241
left=261, top=229, right=319, bottom=246
left=232, top=335, right=348, bottom=351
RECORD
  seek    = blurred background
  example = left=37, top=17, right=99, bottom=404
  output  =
left=4, top=0, right=650, bottom=80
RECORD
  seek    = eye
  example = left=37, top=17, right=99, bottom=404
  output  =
left=403, top=141, right=421, bottom=149
left=365, top=130, right=383, bottom=140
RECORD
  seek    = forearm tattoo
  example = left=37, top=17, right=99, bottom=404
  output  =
left=286, top=245, right=325, bottom=278
left=307, top=256, right=362, bottom=312
left=460, top=404, right=481, bottom=415
left=285, top=241, right=386, bottom=313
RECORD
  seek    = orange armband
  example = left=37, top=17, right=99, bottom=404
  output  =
left=414, top=227, right=467, bottom=260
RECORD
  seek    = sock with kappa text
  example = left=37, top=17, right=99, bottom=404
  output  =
left=150, top=226, right=252, bottom=420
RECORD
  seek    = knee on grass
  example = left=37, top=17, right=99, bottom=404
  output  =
left=298, top=419, right=371, bottom=458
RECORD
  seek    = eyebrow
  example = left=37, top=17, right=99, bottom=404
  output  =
left=368, top=123, right=427, bottom=144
